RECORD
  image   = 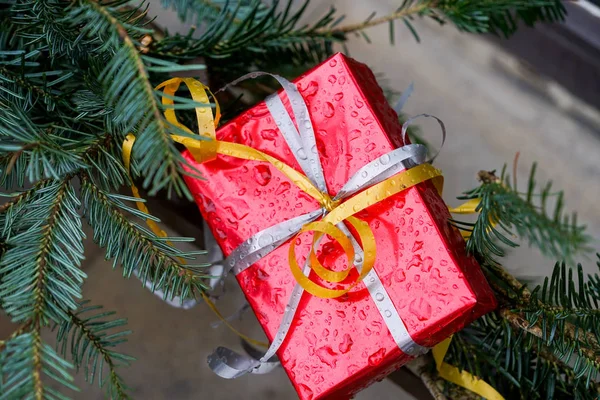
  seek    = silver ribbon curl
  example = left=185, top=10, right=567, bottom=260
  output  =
left=208, top=74, right=442, bottom=378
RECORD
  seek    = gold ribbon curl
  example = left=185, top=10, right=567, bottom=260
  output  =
left=122, top=77, right=503, bottom=400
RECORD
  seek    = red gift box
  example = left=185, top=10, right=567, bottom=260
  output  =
left=183, top=53, right=496, bottom=399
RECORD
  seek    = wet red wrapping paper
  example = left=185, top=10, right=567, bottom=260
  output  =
left=183, top=53, right=496, bottom=399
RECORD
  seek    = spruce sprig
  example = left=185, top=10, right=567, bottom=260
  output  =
left=79, top=175, right=210, bottom=302
left=67, top=0, right=198, bottom=197
left=452, top=165, right=590, bottom=265
left=448, top=257, right=600, bottom=399
left=0, top=332, right=77, bottom=400
left=0, top=178, right=86, bottom=324
left=55, top=301, right=134, bottom=399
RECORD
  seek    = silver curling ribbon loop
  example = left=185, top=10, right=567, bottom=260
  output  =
left=208, top=347, right=279, bottom=378
left=401, top=114, right=447, bottom=165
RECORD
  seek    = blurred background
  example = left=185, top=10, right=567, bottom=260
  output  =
left=3, top=1, right=599, bottom=398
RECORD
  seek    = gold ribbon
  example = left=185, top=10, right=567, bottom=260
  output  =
left=123, top=77, right=503, bottom=400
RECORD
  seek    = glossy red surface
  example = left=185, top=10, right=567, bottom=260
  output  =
left=182, top=53, right=497, bottom=400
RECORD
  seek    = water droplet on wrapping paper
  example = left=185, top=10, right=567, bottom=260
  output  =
left=300, top=81, right=319, bottom=97
left=337, top=333, right=354, bottom=354
left=410, top=298, right=432, bottom=321
left=298, top=384, right=314, bottom=400
left=412, top=241, right=423, bottom=252
left=371, top=320, right=382, bottom=332
left=394, top=269, right=406, bottom=282
left=359, top=117, right=374, bottom=126
left=215, top=227, right=227, bottom=239
left=253, top=165, right=272, bottom=186
left=336, top=310, right=346, bottom=318
left=329, top=59, right=337, bottom=67
left=328, top=75, right=337, bottom=84
left=354, top=96, right=364, bottom=108
left=384, top=309, right=392, bottom=318
left=322, top=328, right=330, bottom=337
left=338, top=76, right=346, bottom=85
left=315, top=310, right=323, bottom=315
left=354, top=253, right=363, bottom=264
left=431, top=267, right=445, bottom=283
left=421, top=256, right=434, bottom=272
left=238, top=188, right=246, bottom=196
left=226, top=218, right=238, bottom=230
left=260, top=129, right=278, bottom=141
left=365, top=143, right=376, bottom=152
left=316, top=346, right=338, bottom=368
left=405, top=208, right=414, bottom=215
left=358, top=310, right=367, bottom=320
left=407, top=254, right=422, bottom=270
left=334, top=92, right=344, bottom=101
left=368, top=348, right=386, bottom=366
left=351, top=111, right=358, bottom=118
left=305, top=331, right=317, bottom=346
left=258, top=233, right=273, bottom=247
left=414, top=274, right=421, bottom=282
left=375, top=292, right=384, bottom=302
left=275, top=182, right=291, bottom=195
left=256, top=268, right=269, bottom=281
left=323, top=102, right=335, bottom=118
left=313, top=375, right=325, bottom=385
left=297, top=147, right=308, bottom=160
left=349, top=129, right=361, bottom=141
left=364, top=327, right=372, bottom=336
left=295, top=202, right=302, bottom=208
left=379, top=153, right=391, bottom=165
left=268, top=255, right=281, bottom=267
left=348, top=364, right=360, bottom=375
left=440, top=259, right=449, bottom=266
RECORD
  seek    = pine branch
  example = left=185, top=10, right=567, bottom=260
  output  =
left=0, top=105, right=90, bottom=185
left=161, top=0, right=248, bottom=24
left=0, top=180, right=48, bottom=215
left=453, top=165, right=590, bottom=265
left=0, top=177, right=86, bottom=324
left=500, top=308, right=600, bottom=373
left=79, top=174, right=210, bottom=302
left=322, top=2, right=429, bottom=34
left=326, top=0, right=566, bottom=42
left=0, top=65, right=65, bottom=110
left=55, top=301, right=133, bottom=399
left=0, top=332, right=77, bottom=399
left=153, top=0, right=342, bottom=68
left=69, top=0, right=200, bottom=197
left=451, top=257, right=600, bottom=399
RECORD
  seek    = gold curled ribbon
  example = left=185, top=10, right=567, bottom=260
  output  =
left=123, top=77, right=503, bottom=400
left=433, top=336, right=504, bottom=400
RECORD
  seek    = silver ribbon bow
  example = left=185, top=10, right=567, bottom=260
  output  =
left=208, top=73, right=446, bottom=378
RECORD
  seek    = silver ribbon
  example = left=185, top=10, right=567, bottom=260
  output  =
left=208, top=74, right=443, bottom=378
